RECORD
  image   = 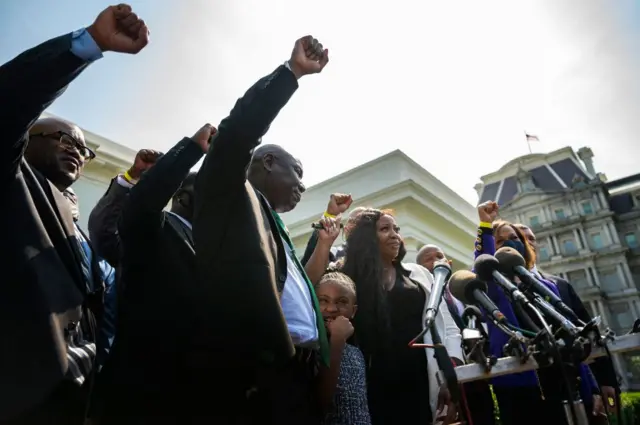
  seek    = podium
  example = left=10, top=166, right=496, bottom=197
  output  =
left=441, top=332, right=640, bottom=384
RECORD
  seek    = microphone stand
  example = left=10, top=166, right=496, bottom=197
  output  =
left=525, top=302, right=587, bottom=425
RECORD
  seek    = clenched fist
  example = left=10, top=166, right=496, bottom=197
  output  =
left=191, top=124, right=217, bottom=153
left=87, top=4, right=150, bottom=54
left=327, top=316, right=354, bottom=342
left=127, top=149, right=162, bottom=180
left=326, top=193, right=353, bottom=216
left=477, top=200, right=499, bottom=224
left=288, top=35, right=330, bottom=79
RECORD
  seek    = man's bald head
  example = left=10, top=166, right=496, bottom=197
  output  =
left=248, top=144, right=305, bottom=213
left=416, top=244, right=446, bottom=273
left=25, top=117, right=88, bottom=191
left=343, top=206, right=368, bottom=239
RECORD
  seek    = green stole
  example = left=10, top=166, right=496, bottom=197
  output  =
left=270, top=211, right=330, bottom=367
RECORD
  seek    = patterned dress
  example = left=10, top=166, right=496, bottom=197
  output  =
left=322, top=344, right=371, bottom=425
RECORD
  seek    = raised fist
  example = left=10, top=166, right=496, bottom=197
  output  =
left=327, top=316, right=354, bottom=342
left=128, top=149, right=162, bottom=180
left=288, top=35, right=329, bottom=79
left=326, top=193, right=353, bottom=216
left=477, top=200, right=499, bottom=223
left=191, top=124, right=217, bottom=153
left=87, top=4, right=150, bottom=54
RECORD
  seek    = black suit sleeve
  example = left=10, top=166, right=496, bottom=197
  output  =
left=301, top=230, right=320, bottom=266
left=195, top=65, right=298, bottom=201
left=119, top=138, right=203, bottom=238
left=88, top=178, right=130, bottom=267
left=0, top=33, right=90, bottom=184
left=560, top=277, right=619, bottom=388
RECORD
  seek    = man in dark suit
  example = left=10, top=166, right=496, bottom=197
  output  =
left=0, top=5, right=148, bottom=424
left=88, top=149, right=162, bottom=267
left=517, top=224, right=619, bottom=417
left=194, top=36, right=330, bottom=424
left=94, top=125, right=214, bottom=424
left=416, top=244, right=497, bottom=425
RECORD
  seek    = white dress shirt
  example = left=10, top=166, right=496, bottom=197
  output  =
left=280, top=238, right=319, bottom=346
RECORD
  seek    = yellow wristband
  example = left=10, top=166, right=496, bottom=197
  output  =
left=479, top=221, right=492, bottom=229
left=323, top=211, right=337, bottom=219
left=123, top=170, right=137, bottom=184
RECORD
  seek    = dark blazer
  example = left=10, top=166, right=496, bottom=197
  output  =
left=88, top=177, right=130, bottom=268
left=194, top=65, right=299, bottom=378
left=0, top=34, right=100, bottom=421
left=541, top=272, right=619, bottom=389
left=95, top=138, right=203, bottom=421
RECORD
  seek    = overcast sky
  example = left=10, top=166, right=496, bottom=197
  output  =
left=2, top=0, right=638, bottom=204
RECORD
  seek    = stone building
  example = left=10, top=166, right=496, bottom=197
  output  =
left=475, top=146, right=640, bottom=389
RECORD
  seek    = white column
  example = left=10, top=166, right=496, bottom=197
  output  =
left=546, top=237, right=554, bottom=255
left=599, top=191, right=608, bottom=209
left=541, top=207, right=549, bottom=222
left=603, top=223, right=614, bottom=245
left=609, top=222, right=620, bottom=244
left=593, top=194, right=602, bottom=210
left=622, top=262, right=635, bottom=287
left=552, top=235, right=561, bottom=254
left=571, top=199, right=579, bottom=215
left=631, top=299, right=640, bottom=319
left=616, top=264, right=628, bottom=289
left=586, top=267, right=595, bottom=286
left=589, top=301, right=599, bottom=317
left=592, top=267, right=603, bottom=287
left=573, top=229, right=583, bottom=250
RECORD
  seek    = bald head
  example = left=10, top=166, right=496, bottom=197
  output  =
left=25, top=117, right=88, bottom=191
left=416, top=244, right=446, bottom=273
left=343, top=206, right=368, bottom=239
left=248, top=144, right=305, bottom=213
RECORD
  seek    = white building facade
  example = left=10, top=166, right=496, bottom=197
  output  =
left=281, top=150, right=478, bottom=271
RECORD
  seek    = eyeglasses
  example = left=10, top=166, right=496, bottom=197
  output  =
left=31, top=131, right=96, bottom=163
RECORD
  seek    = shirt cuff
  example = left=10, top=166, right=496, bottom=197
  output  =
left=116, top=175, right=135, bottom=189
left=70, top=28, right=104, bottom=62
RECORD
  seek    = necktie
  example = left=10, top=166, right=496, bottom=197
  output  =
left=271, top=211, right=330, bottom=367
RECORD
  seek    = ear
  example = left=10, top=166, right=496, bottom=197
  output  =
left=262, top=153, right=275, bottom=172
left=351, top=304, right=358, bottom=319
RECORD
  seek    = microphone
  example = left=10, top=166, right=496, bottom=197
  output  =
left=311, top=223, right=344, bottom=230
left=495, top=247, right=582, bottom=324
left=423, top=260, right=452, bottom=330
left=473, top=254, right=528, bottom=304
left=449, top=270, right=507, bottom=325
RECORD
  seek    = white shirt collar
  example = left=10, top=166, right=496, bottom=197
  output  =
left=167, top=211, right=192, bottom=230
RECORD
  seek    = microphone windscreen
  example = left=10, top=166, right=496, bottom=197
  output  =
left=473, top=254, right=500, bottom=282
left=495, top=247, right=526, bottom=276
left=449, top=270, right=487, bottom=304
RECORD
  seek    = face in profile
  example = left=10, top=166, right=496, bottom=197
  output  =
left=419, top=248, right=446, bottom=273
left=519, top=226, right=537, bottom=252
left=267, top=153, right=306, bottom=213
left=377, top=214, right=401, bottom=261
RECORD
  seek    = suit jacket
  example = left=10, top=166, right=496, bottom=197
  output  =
left=0, top=34, right=99, bottom=421
left=541, top=272, right=619, bottom=389
left=194, top=65, right=299, bottom=378
left=88, top=177, right=130, bottom=268
left=95, top=137, right=203, bottom=419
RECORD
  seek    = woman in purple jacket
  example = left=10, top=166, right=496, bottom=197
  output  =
left=475, top=201, right=603, bottom=425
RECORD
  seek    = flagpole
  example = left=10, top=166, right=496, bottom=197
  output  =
left=525, top=131, right=532, bottom=154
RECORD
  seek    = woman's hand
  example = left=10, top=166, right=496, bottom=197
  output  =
left=318, top=216, right=342, bottom=246
left=327, top=316, right=354, bottom=342
left=434, top=386, right=457, bottom=424
left=477, top=201, right=499, bottom=223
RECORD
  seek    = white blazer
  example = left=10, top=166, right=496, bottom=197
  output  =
left=402, top=262, right=463, bottom=416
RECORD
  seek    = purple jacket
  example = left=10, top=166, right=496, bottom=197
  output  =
left=473, top=226, right=598, bottom=399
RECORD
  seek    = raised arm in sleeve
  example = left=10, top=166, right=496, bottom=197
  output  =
left=88, top=178, right=131, bottom=267
left=119, top=138, right=203, bottom=238
left=0, top=29, right=100, bottom=184
left=196, top=65, right=299, bottom=200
